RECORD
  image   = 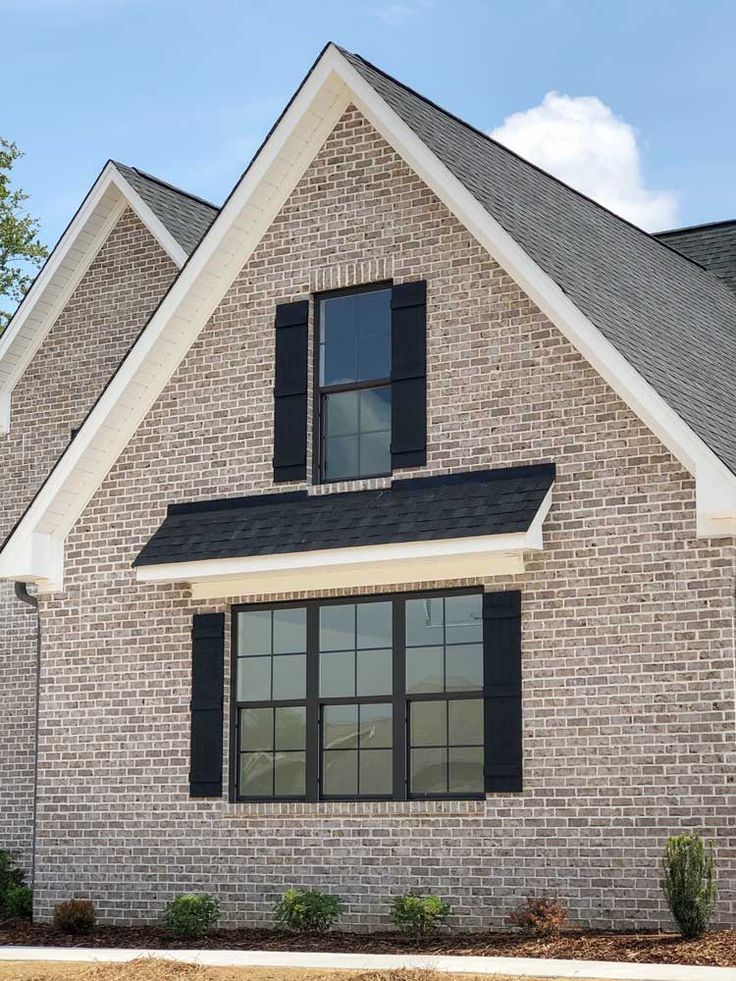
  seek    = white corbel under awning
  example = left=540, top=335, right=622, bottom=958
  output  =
left=135, top=488, right=553, bottom=601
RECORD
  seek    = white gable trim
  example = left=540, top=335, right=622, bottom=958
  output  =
left=0, top=46, right=733, bottom=594
left=0, top=162, right=187, bottom=433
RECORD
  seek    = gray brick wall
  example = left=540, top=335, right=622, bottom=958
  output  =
left=0, top=209, right=177, bottom=874
left=24, top=107, right=736, bottom=931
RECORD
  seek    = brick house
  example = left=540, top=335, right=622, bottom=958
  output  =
left=1, top=44, right=734, bottom=930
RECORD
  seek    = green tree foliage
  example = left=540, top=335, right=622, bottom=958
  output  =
left=662, top=833, right=717, bottom=938
left=0, top=139, right=48, bottom=333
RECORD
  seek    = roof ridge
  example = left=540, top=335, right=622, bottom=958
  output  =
left=341, top=48, right=718, bottom=280
left=113, top=161, right=220, bottom=212
left=657, top=217, right=736, bottom=237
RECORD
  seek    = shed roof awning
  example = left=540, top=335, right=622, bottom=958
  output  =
left=133, top=464, right=555, bottom=600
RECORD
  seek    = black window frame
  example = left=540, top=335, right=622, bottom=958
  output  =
left=229, top=587, right=487, bottom=804
left=312, top=281, right=393, bottom=484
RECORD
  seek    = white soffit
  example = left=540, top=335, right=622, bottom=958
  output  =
left=1, top=44, right=735, bottom=595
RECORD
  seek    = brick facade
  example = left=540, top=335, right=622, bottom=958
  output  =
left=0, top=209, right=177, bottom=872
left=10, top=108, right=736, bottom=930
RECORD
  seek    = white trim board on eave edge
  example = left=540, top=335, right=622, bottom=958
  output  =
left=1, top=44, right=735, bottom=594
left=0, top=161, right=187, bottom=434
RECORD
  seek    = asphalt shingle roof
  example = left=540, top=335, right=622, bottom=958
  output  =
left=657, top=220, right=736, bottom=293
left=133, top=464, right=555, bottom=567
left=339, top=48, right=736, bottom=476
left=113, top=162, right=218, bottom=255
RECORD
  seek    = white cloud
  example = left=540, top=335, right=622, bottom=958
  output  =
left=490, top=92, right=678, bottom=231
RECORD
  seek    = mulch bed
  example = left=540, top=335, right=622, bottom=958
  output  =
left=1, top=921, right=735, bottom=968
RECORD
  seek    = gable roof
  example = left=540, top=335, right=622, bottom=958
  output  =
left=0, top=160, right=218, bottom=433
left=340, top=49, right=736, bottom=480
left=1, top=42, right=734, bottom=593
left=657, top=218, right=736, bottom=292
left=112, top=162, right=218, bottom=256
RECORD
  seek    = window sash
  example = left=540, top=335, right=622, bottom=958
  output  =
left=230, top=590, right=485, bottom=803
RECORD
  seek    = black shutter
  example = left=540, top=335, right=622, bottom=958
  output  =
left=190, top=613, right=225, bottom=798
left=483, top=590, right=522, bottom=793
left=273, top=300, right=309, bottom=482
left=391, top=281, right=426, bottom=469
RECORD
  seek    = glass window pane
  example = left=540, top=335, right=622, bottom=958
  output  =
left=240, top=752, right=273, bottom=797
left=273, top=654, right=306, bottom=700
left=359, top=431, right=391, bottom=477
left=359, top=703, right=393, bottom=748
left=356, top=601, right=392, bottom=649
left=324, top=390, right=359, bottom=437
left=320, top=604, right=355, bottom=651
left=445, top=594, right=483, bottom=645
left=356, top=289, right=391, bottom=382
left=445, top=645, right=483, bottom=691
left=275, top=706, right=306, bottom=751
left=357, top=649, right=392, bottom=696
left=410, top=700, right=447, bottom=747
left=320, top=651, right=355, bottom=697
left=238, top=610, right=271, bottom=656
left=359, top=750, right=392, bottom=795
left=359, top=386, right=391, bottom=433
left=323, top=750, right=358, bottom=796
left=241, top=707, right=273, bottom=751
left=449, top=746, right=484, bottom=793
left=448, top=699, right=484, bottom=746
left=406, top=598, right=444, bottom=647
left=323, top=435, right=359, bottom=481
left=237, top=656, right=271, bottom=701
left=321, top=295, right=358, bottom=386
left=273, top=607, right=306, bottom=654
left=323, top=704, right=359, bottom=750
left=410, top=748, right=447, bottom=795
left=274, top=752, right=306, bottom=796
left=406, top=646, right=444, bottom=693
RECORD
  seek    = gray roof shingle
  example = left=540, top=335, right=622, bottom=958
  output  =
left=339, top=49, right=736, bottom=476
left=657, top=220, right=736, bottom=292
left=113, top=162, right=218, bottom=255
left=133, top=464, right=555, bottom=567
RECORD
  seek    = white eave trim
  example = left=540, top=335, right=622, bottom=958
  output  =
left=1, top=44, right=734, bottom=593
left=0, top=161, right=186, bottom=434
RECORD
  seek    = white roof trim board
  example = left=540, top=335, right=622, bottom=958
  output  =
left=1, top=44, right=734, bottom=593
left=0, top=161, right=188, bottom=434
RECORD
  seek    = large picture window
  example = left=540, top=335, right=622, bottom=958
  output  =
left=231, top=590, right=488, bottom=802
left=316, top=284, right=392, bottom=482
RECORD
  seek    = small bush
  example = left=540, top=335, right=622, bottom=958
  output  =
left=274, top=888, right=342, bottom=934
left=662, top=833, right=716, bottom=939
left=0, top=851, right=28, bottom=920
left=53, top=899, right=97, bottom=934
left=163, top=893, right=220, bottom=940
left=506, top=894, right=568, bottom=937
left=391, top=892, right=452, bottom=940
left=4, top=885, right=32, bottom=920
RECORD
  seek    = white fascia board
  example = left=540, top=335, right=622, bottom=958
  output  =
left=328, top=47, right=736, bottom=537
left=109, top=167, right=188, bottom=268
left=135, top=527, right=544, bottom=601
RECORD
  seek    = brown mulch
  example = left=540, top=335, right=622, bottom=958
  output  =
left=0, top=922, right=735, bottom=968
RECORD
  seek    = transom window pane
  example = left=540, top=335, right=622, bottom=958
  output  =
left=318, top=286, right=392, bottom=482
left=233, top=592, right=488, bottom=802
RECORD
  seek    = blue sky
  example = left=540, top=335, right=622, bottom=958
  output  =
left=3, top=0, right=736, bottom=248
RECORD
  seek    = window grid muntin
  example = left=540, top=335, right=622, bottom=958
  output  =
left=231, top=589, right=485, bottom=803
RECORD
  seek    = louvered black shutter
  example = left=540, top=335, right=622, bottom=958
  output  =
left=391, top=281, right=427, bottom=469
left=273, top=300, right=309, bottom=482
left=190, top=613, right=225, bottom=798
left=483, top=590, right=522, bottom=792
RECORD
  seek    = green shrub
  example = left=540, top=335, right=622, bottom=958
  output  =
left=53, top=899, right=97, bottom=934
left=506, top=894, right=568, bottom=936
left=274, top=888, right=342, bottom=934
left=4, top=885, right=32, bottom=920
left=163, top=893, right=220, bottom=940
left=662, top=833, right=716, bottom=939
left=0, top=851, right=27, bottom=919
left=391, top=891, right=452, bottom=940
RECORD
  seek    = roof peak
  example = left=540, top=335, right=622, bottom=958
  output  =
left=112, top=161, right=220, bottom=212
left=657, top=216, right=736, bottom=237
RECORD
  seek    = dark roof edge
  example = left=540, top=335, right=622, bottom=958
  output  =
left=656, top=217, right=736, bottom=237
left=339, top=48, right=713, bottom=278
left=165, top=462, right=556, bottom=518
left=113, top=161, right=220, bottom=212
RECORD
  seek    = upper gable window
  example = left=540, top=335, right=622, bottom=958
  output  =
left=317, top=285, right=392, bottom=482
